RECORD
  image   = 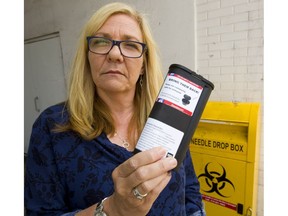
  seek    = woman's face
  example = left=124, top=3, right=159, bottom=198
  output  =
left=88, top=14, right=144, bottom=96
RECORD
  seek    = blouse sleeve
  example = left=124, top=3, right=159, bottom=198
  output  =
left=184, top=150, right=206, bottom=216
left=24, top=111, right=80, bottom=216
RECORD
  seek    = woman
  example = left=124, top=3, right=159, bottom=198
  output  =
left=25, top=2, right=205, bottom=216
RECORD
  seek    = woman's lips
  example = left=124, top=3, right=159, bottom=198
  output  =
left=104, top=70, right=125, bottom=76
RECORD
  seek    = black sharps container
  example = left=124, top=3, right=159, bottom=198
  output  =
left=134, top=64, right=214, bottom=170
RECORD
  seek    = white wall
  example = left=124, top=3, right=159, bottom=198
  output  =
left=196, top=0, right=263, bottom=103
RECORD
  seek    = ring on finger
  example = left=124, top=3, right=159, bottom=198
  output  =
left=133, top=187, right=148, bottom=200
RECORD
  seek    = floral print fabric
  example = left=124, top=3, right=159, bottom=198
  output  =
left=24, top=103, right=204, bottom=216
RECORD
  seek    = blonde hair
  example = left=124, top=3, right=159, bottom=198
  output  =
left=62, top=2, right=163, bottom=140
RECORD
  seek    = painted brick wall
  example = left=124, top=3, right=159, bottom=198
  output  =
left=196, top=0, right=264, bottom=215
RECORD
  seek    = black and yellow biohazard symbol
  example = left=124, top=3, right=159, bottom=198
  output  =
left=198, top=162, right=235, bottom=198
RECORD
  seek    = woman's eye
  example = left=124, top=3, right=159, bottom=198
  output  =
left=123, top=42, right=140, bottom=50
left=95, top=39, right=109, bottom=45
left=90, top=38, right=110, bottom=47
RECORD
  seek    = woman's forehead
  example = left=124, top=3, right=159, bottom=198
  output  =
left=96, top=14, right=143, bottom=41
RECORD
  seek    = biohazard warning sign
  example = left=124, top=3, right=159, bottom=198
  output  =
left=197, top=162, right=244, bottom=214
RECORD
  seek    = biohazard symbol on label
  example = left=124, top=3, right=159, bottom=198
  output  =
left=198, top=162, right=235, bottom=198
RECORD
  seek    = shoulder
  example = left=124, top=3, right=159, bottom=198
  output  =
left=33, top=102, right=69, bottom=130
left=41, top=102, right=68, bottom=119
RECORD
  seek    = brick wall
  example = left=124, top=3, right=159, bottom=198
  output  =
left=196, top=0, right=263, bottom=103
left=196, top=0, right=264, bottom=215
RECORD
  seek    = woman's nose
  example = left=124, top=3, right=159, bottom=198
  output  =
left=107, top=45, right=124, bottom=61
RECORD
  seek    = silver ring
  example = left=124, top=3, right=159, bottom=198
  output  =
left=133, top=187, right=148, bottom=200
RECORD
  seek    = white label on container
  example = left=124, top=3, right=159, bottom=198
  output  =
left=157, top=73, right=203, bottom=116
left=136, top=118, right=184, bottom=157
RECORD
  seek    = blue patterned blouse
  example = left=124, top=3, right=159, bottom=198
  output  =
left=24, top=103, right=205, bottom=216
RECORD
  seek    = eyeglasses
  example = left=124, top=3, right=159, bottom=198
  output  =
left=87, top=36, right=147, bottom=58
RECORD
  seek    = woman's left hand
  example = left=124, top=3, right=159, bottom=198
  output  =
left=105, top=146, right=178, bottom=216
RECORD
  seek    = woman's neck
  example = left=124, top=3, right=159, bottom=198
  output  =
left=98, top=90, right=134, bottom=116
left=98, top=89, right=136, bottom=136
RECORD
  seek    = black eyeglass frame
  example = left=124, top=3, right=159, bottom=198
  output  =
left=86, top=36, right=147, bottom=58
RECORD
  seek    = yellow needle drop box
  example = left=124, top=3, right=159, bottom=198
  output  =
left=190, top=101, right=261, bottom=216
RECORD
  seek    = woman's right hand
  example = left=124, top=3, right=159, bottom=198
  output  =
left=105, top=146, right=178, bottom=216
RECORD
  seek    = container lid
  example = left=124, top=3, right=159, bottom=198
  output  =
left=170, top=64, right=214, bottom=90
